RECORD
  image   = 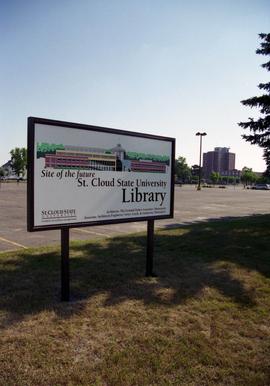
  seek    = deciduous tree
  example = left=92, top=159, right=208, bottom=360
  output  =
left=10, top=147, right=27, bottom=177
left=210, top=172, right=220, bottom=185
left=241, top=167, right=257, bottom=186
left=175, top=157, right=191, bottom=183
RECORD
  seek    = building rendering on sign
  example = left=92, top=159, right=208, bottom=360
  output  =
left=38, top=142, right=170, bottom=173
left=44, top=147, right=117, bottom=171
left=203, top=147, right=240, bottom=178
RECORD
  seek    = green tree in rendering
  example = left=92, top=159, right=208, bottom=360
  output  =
left=175, top=156, right=191, bottom=183
left=239, top=33, right=270, bottom=176
left=36, top=143, right=65, bottom=158
left=10, top=147, right=27, bottom=177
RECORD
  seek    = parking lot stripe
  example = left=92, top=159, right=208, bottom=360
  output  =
left=0, top=236, right=28, bottom=249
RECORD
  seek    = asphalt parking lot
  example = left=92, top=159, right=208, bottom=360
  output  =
left=0, top=182, right=269, bottom=252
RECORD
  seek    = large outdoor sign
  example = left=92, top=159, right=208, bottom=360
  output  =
left=27, top=117, right=175, bottom=231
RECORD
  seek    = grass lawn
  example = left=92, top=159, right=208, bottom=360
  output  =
left=0, top=215, right=270, bottom=385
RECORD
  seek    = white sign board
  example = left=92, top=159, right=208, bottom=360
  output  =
left=27, top=117, right=175, bottom=231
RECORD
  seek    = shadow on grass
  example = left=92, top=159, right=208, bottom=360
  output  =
left=0, top=214, right=269, bottom=326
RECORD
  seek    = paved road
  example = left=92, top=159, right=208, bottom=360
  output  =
left=0, top=182, right=269, bottom=252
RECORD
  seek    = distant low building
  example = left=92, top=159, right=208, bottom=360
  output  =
left=1, top=160, right=15, bottom=177
left=0, top=160, right=27, bottom=179
left=220, top=169, right=241, bottom=178
left=254, top=171, right=263, bottom=178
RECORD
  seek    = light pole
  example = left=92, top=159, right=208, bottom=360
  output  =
left=196, top=132, right=207, bottom=190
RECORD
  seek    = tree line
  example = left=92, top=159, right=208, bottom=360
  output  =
left=174, top=156, right=269, bottom=185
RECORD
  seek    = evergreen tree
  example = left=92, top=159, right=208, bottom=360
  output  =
left=239, top=33, right=270, bottom=176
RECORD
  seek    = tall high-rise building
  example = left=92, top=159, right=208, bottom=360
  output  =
left=203, top=147, right=235, bottom=178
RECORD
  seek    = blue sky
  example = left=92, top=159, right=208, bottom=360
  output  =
left=1, top=0, right=269, bottom=171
